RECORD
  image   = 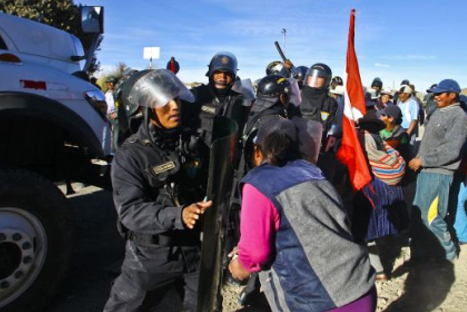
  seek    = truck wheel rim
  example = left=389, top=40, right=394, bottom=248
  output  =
left=0, top=208, right=48, bottom=308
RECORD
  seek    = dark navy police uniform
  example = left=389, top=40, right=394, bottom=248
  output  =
left=103, top=121, right=204, bottom=312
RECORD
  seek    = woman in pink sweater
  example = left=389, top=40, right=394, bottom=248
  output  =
left=229, top=117, right=376, bottom=312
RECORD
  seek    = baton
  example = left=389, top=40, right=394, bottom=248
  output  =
left=274, top=41, right=298, bottom=78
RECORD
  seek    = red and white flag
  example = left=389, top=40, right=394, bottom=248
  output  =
left=336, top=9, right=372, bottom=191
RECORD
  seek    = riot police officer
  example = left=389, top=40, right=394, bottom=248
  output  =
left=300, top=63, right=339, bottom=141
left=187, top=51, right=251, bottom=146
left=241, top=75, right=298, bottom=171
left=265, top=60, right=285, bottom=76
left=301, top=63, right=347, bottom=203
left=295, top=65, right=309, bottom=89
left=185, top=52, right=252, bottom=291
left=103, top=69, right=212, bottom=312
left=331, top=75, right=344, bottom=90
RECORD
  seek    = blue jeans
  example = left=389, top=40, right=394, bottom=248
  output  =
left=411, top=172, right=457, bottom=261
left=454, top=177, right=467, bottom=243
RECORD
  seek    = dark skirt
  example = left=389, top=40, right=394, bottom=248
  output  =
left=352, top=177, right=409, bottom=242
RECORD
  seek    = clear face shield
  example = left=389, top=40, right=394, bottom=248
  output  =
left=232, top=78, right=256, bottom=100
left=304, top=68, right=330, bottom=89
left=125, top=69, right=194, bottom=109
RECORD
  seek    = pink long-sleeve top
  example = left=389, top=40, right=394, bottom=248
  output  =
left=238, top=183, right=280, bottom=273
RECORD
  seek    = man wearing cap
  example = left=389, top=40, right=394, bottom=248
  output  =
left=408, top=79, right=467, bottom=263
left=397, top=84, right=419, bottom=147
left=105, top=77, right=119, bottom=151
left=379, top=87, right=394, bottom=108
left=105, top=77, right=118, bottom=117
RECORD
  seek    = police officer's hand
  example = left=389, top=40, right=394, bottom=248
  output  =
left=283, top=59, right=294, bottom=69
left=182, top=200, right=212, bottom=229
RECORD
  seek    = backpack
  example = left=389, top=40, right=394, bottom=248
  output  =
left=367, top=133, right=406, bottom=186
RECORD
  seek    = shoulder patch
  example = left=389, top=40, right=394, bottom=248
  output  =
left=152, top=161, right=176, bottom=175
left=201, top=105, right=216, bottom=115
left=321, top=111, right=330, bottom=121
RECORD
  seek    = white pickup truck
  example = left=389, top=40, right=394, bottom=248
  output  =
left=0, top=7, right=111, bottom=312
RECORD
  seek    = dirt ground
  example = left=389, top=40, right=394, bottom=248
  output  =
left=222, top=243, right=467, bottom=312
left=50, top=184, right=467, bottom=312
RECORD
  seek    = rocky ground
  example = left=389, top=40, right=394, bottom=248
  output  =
left=50, top=184, right=467, bottom=312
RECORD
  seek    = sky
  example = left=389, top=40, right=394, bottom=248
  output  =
left=91, top=0, right=467, bottom=92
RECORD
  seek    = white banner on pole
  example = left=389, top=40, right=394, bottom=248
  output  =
left=143, top=47, right=160, bottom=59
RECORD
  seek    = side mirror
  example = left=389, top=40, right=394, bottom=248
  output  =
left=81, top=6, right=104, bottom=34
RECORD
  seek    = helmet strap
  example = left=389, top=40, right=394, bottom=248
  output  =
left=147, top=106, right=167, bottom=130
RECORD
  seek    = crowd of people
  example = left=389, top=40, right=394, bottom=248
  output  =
left=97, top=53, right=467, bottom=312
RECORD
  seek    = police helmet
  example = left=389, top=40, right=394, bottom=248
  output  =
left=295, top=66, right=309, bottom=82
left=304, top=63, right=332, bottom=89
left=400, top=79, right=410, bottom=86
left=257, top=75, right=291, bottom=98
left=206, top=51, right=238, bottom=80
left=122, top=69, right=194, bottom=109
left=266, top=61, right=284, bottom=76
left=371, top=77, right=383, bottom=89
left=331, top=76, right=343, bottom=86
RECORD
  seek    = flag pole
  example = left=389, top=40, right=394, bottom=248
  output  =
left=336, top=8, right=372, bottom=191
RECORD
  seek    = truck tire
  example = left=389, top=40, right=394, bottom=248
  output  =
left=0, top=169, right=73, bottom=312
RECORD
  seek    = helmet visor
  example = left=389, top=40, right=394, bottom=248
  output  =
left=232, top=78, right=256, bottom=100
left=304, top=68, right=330, bottom=88
left=126, top=69, right=194, bottom=108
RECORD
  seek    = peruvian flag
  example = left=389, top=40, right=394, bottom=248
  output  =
left=336, top=9, right=372, bottom=191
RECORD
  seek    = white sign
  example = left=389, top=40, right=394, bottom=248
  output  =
left=143, top=47, right=160, bottom=59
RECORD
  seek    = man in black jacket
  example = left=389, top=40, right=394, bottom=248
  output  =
left=185, top=52, right=252, bottom=290
left=103, top=69, right=211, bottom=312
left=300, top=63, right=338, bottom=140
left=166, top=56, right=180, bottom=75
left=242, top=75, right=300, bottom=170
left=187, top=51, right=251, bottom=147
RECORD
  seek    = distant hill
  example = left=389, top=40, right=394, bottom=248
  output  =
left=462, top=88, right=467, bottom=95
